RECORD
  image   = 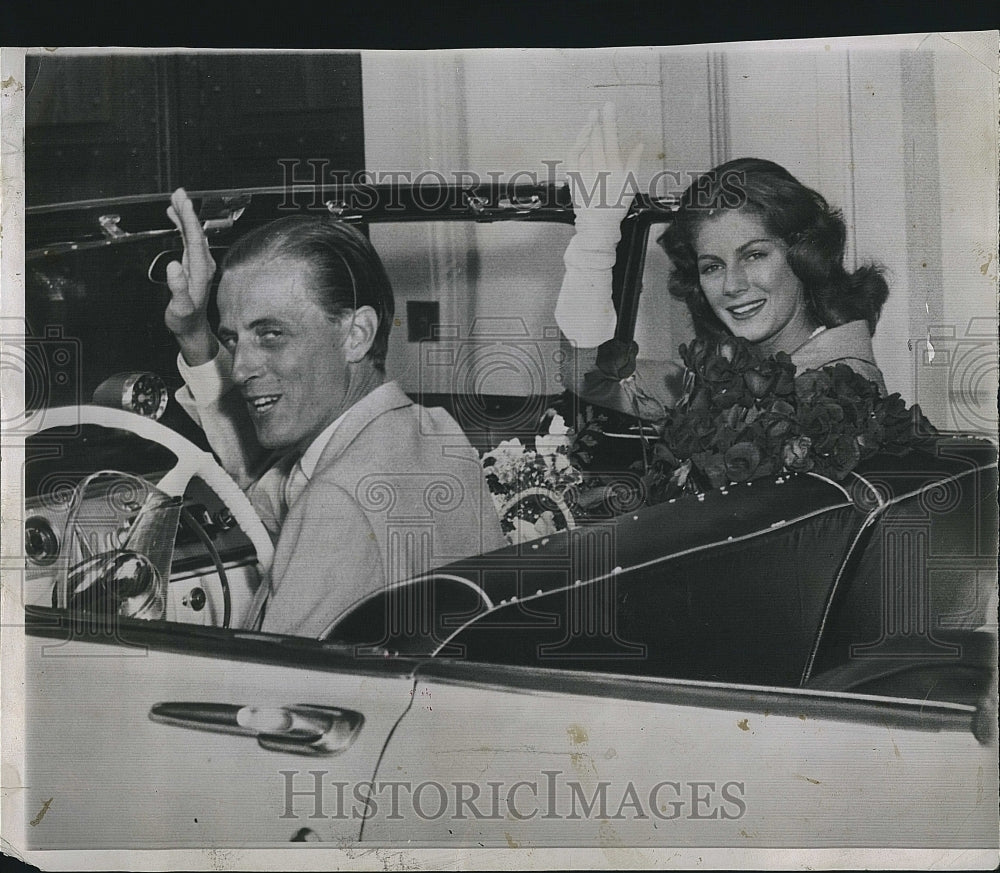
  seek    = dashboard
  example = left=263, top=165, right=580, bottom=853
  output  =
left=24, top=459, right=262, bottom=628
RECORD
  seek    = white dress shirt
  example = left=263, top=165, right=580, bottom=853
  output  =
left=282, top=411, right=348, bottom=510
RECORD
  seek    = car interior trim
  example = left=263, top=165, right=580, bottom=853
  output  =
left=799, top=507, right=885, bottom=687
left=320, top=572, right=496, bottom=640
left=168, top=554, right=259, bottom=584
left=805, top=470, right=854, bottom=501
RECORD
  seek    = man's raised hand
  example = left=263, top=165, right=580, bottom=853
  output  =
left=164, top=188, right=219, bottom=365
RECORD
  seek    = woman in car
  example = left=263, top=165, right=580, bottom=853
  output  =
left=555, top=104, right=889, bottom=420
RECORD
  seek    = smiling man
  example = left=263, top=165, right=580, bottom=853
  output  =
left=164, top=189, right=505, bottom=637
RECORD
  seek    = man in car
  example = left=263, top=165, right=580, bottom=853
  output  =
left=164, top=189, right=506, bottom=637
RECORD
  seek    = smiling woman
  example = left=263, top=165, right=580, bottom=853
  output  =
left=556, top=109, right=889, bottom=416
left=659, top=157, right=889, bottom=392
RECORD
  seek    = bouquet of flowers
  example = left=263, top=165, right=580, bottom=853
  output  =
left=481, top=412, right=584, bottom=544
left=644, top=335, right=936, bottom=503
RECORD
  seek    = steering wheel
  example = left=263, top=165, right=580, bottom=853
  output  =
left=28, top=405, right=274, bottom=628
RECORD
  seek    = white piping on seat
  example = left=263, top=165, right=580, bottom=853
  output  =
left=848, top=470, right=886, bottom=510
left=431, top=496, right=855, bottom=657
left=806, top=471, right=853, bottom=501
left=800, top=462, right=997, bottom=686
left=322, top=573, right=494, bottom=641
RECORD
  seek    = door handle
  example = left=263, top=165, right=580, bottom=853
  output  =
left=149, top=702, right=363, bottom=756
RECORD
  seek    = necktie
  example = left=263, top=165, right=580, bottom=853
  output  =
left=244, top=454, right=308, bottom=631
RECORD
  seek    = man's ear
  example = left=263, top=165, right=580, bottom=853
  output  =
left=343, top=305, right=379, bottom=363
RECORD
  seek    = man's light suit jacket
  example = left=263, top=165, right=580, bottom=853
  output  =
left=177, top=362, right=506, bottom=637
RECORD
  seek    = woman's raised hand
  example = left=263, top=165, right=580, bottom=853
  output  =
left=556, top=104, right=645, bottom=348
left=568, top=103, right=644, bottom=219
left=164, top=188, right=219, bottom=365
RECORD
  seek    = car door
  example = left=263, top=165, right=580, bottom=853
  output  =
left=20, top=611, right=418, bottom=849
left=362, top=659, right=998, bottom=848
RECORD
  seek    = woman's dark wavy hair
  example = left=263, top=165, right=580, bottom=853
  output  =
left=658, top=158, right=888, bottom=340
left=222, top=217, right=395, bottom=372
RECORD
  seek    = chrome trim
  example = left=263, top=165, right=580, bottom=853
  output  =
left=168, top=555, right=258, bottom=584
left=412, top=658, right=978, bottom=734
left=98, top=213, right=127, bottom=240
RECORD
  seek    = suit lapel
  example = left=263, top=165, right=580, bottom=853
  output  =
left=313, top=380, right=414, bottom=471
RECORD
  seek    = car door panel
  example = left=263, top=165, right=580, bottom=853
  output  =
left=364, top=663, right=997, bottom=847
left=23, top=615, right=416, bottom=848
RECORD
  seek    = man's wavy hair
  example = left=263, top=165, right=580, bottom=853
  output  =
left=658, top=158, right=888, bottom=340
left=222, top=217, right=395, bottom=372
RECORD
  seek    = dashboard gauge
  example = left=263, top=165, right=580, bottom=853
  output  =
left=93, top=372, right=169, bottom=420
left=25, top=516, right=59, bottom=565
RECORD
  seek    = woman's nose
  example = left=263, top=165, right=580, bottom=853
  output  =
left=722, top=262, right=747, bottom=296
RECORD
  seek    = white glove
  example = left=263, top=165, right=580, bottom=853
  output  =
left=556, top=103, right=645, bottom=347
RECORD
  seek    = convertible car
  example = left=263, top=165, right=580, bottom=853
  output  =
left=8, top=183, right=998, bottom=850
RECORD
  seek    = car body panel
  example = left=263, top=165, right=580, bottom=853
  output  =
left=22, top=616, right=418, bottom=848
left=364, top=664, right=997, bottom=847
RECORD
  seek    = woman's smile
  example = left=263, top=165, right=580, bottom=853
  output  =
left=725, top=298, right=768, bottom=320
